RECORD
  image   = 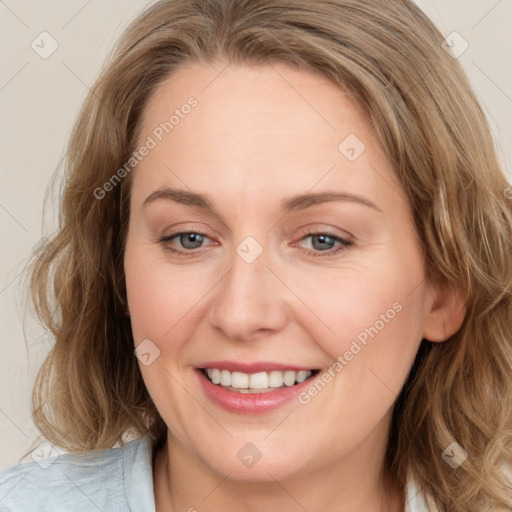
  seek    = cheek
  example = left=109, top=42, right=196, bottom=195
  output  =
left=281, top=248, right=426, bottom=355
left=283, top=244, right=427, bottom=404
left=124, top=246, right=205, bottom=441
left=314, top=277, right=424, bottom=363
left=124, top=243, right=210, bottom=345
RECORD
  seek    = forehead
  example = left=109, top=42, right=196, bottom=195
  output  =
left=131, top=61, right=401, bottom=212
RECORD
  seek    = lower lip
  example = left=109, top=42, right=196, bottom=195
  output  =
left=196, top=369, right=316, bottom=414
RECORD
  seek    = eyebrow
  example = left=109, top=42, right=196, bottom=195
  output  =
left=143, top=187, right=381, bottom=212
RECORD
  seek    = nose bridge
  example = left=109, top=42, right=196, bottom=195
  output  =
left=207, top=236, right=287, bottom=341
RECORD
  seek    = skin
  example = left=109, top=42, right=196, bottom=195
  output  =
left=123, top=60, right=466, bottom=512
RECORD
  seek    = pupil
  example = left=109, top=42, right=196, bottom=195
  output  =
left=181, top=232, right=203, bottom=249
left=312, top=234, right=335, bottom=250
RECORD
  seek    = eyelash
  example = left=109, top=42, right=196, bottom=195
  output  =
left=156, top=230, right=352, bottom=258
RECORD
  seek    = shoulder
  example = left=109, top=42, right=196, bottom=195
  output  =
left=0, top=436, right=155, bottom=512
left=404, top=472, right=442, bottom=512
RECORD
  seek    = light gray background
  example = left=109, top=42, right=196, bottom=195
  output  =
left=1, top=0, right=511, bottom=468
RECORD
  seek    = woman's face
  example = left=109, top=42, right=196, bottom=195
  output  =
left=124, top=61, right=442, bottom=481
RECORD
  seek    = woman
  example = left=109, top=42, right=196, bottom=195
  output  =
left=1, top=0, right=511, bottom=510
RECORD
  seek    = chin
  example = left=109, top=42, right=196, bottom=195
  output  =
left=194, top=439, right=313, bottom=483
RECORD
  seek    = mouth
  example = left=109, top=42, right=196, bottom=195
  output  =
left=199, top=367, right=321, bottom=394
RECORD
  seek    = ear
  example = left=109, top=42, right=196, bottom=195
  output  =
left=422, top=283, right=466, bottom=343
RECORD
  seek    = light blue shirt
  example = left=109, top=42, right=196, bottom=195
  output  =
left=0, top=436, right=432, bottom=511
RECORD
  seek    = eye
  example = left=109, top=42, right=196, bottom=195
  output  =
left=297, top=231, right=352, bottom=257
left=155, top=229, right=352, bottom=258
left=157, top=230, right=213, bottom=255
left=172, top=232, right=206, bottom=250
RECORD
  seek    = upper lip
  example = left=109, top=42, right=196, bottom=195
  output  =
left=198, top=360, right=318, bottom=373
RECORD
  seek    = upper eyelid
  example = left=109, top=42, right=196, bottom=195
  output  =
left=160, top=222, right=353, bottom=239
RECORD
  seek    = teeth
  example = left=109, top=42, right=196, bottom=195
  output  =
left=231, top=371, right=249, bottom=388
left=268, top=371, right=284, bottom=388
left=283, top=371, right=296, bottom=386
left=220, top=370, right=231, bottom=386
left=203, top=368, right=313, bottom=390
left=296, top=370, right=309, bottom=383
left=249, top=372, right=268, bottom=389
left=211, top=368, right=221, bottom=384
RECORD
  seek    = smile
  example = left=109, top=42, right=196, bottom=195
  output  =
left=196, top=364, right=322, bottom=414
left=201, top=368, right=320, bottom=393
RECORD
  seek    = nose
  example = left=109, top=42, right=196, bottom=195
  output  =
left=207, top=243, right=288, bottom=342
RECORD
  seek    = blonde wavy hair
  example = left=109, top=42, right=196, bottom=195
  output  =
left=22, top=0, right=512, bottom=510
